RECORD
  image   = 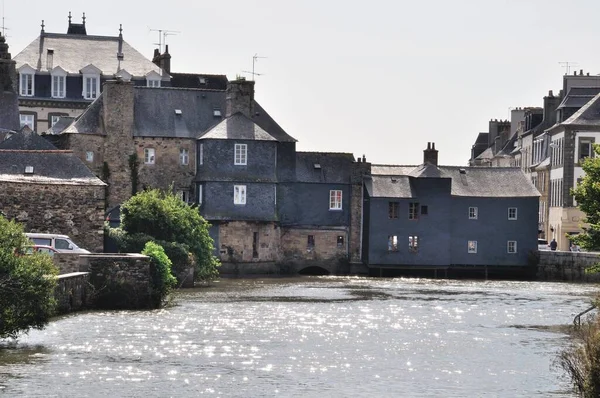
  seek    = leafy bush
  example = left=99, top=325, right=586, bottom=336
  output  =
left=0, top=215, right=57, bottom=339
left=117, top=188, right=220, bottom=282
left=142, top=241, right=177, bottom=307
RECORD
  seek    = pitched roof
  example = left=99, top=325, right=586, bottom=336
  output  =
left=170, top=72, right=228, bottom=90
left=14, top=33, right=163, bottom=77
left=253, top=101, right=297, bottom=143
left=133, top=87, right=225, bottom=138
left=0, top=129, right=57, bottom=150
left=0, top=151, right=104, bottom=185
left=369, top=164, right=539, bottom=197
left=557, top=87, right=600, bottom=110
left=45, top=116, right=76, bottom=135
left=295, top=152, right=355, bottom=183
left=62, top=96, right=103, bottom=134
left=366, top=175, right=415, bottom=198
left=562, top=92, right=600, bottom=127
left=200, top=112, right=277, bottom=141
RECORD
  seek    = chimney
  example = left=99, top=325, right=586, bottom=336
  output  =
left=543, top=90, right=560, bottom=127
left=423, top=142, right=439, bottom=166
left=151, top=46, right=171, bottom=74
left=226, top=78, right=255, bottom=118
left=0, top=32, right=20, bottom=131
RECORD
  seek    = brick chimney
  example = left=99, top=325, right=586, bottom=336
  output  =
left=423, top=142, right=438, bottom=166
left=226, top=78, right=255, bottom=118
left=542, top=90, right=560, bottom=127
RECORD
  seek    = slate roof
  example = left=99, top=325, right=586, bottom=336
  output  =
left=369, top=164, right=539, bottom=198
left=62, top=87, right=296, bottom=141
left=0, top=131, right=104, bottom=185
left=14, top=33, right=164, bottom=77
left=45, top=116, right=76, bottom=135
left=170, top=72, right=228, bottom=90
left=562, top=92, right=600, bottom=127
left=0, top=128, right=57, bottom=150
left=557, top=87, right=600, bottom=110
left=475, top=147, right=494, bottom=160
left=295, top=152, right=355, bottom=183
left=200, top=112, right=277, bottom=141
left=366, top=175, right=415, bottom=198
left=0, top=92, right=19, bottom=131
left=133, top=87, right=225, bottom=138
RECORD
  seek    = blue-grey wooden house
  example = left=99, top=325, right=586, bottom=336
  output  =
left=363, top=143, right=540, bottom=275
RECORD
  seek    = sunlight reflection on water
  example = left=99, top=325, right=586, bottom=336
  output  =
left=0, top=277, right=595, bottom=397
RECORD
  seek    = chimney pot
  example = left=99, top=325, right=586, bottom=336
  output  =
left=580, top=69, right=584, bottom=76
left=549, top=90, right=553, bottom=97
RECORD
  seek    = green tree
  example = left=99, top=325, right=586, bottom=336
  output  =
left=571, top=144, right=600, bottom=251
left=115, top=188, right=220, bottom=282
left=0, top=215, right=58, bottom=339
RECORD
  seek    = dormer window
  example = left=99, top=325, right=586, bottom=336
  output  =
left=51, top=67, right=67, bottom=98
left=18, top=64, right=36, bottom=97
left=115, top=69, right=132, bottom=82
left=81, top=64, right=101, bottom=100
left=146, top=70, right=162, bottom=88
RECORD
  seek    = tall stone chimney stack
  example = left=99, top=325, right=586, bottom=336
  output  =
left=0, top=32, right=20, bottom=132
left=423, top=142, right=439, bottom=166
left=226, top=78, right=255, bottom=118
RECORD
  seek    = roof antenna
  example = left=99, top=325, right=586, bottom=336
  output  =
left=559, top=61, right=578, bottom=75
left=242, top=53, right=267, bottom=81
left=1, top=0, right=8, bottom=37
left=149, top=28, right=180, bottom=53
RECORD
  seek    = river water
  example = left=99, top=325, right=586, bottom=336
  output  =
left=0, top=277, right=596, bottom=397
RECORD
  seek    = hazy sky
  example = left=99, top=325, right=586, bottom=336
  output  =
left=3, top=0, right=600, bottom=166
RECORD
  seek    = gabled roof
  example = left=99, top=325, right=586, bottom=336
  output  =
left=200, top=112, right=277, bottom=141
left=14, top=33, right=164, bottom=77
left=45, top=116, right=76, bottom=135
left=369, top=164, right=539, bottom=198
left=253, top=101, right=297, bottom=143
left=295, top=152, right=355, bottom=183
left=475, top=147, right=494, bottom=160
left=62, top=96, right=103, bottom=134
left=366, top=175, right=415, bottom=198
left=562, top=92, right=600, bottom=127
left=0, top=128, right=57, bottom=150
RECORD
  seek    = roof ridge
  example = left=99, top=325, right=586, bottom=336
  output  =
left=135, top=86, right=225, bottom=93
left=0, top=149, right=73, bottom=153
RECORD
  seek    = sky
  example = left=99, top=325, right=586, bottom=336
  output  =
left=3, top=0, right=600, bottom=166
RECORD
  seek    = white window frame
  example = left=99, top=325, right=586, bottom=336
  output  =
left=468, top=240, right=477, bottom=253
left=19, top=114, right=35, bottom=130
left=179, top=148, right=189, bottom=165
left=329, top=190, right=343, bottom=210
left=144, top=148, right=155, bottom=165
left=507, top=241, right=517, bottom=253
left=198, top=185, right=203, bottom=206
left=234, top=185, right=247, bottom=205
left=234, top=143, right=247, bottom=165
left=83, top=75, right=99, bottom=99
left=388, top=235, right=398, bottom=252
left=50, top=115, right=63, bottom=127
left=469, top=206, right=478, bottom=220
left=199, top=143, right=204, bottom=165
left=508, top=207, right=518, bottom=220
left=18, top=65, right=35, bottom=97
left=51, top=67, right=67, bottom=98
left=85, top=151, right=94, bottom=162
left=146, top=79, right=161, bottom=88
left=409, top=236, right=419, bottom=252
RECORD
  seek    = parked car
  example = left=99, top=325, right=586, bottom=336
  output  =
left=23, top=245, right=59, bottom=256
left=25, top=233, right=90, bottom=254
left=538, top=239, right=549, bottom=251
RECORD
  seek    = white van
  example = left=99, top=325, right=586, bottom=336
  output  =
left=25, top=233, right=90, bottom=254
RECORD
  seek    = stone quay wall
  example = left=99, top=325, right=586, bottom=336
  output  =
left=53, top=253, right=85, bottom=274
left=537, top=251, right=600, bottom=282
left=55, top=272, right=89, bottom=314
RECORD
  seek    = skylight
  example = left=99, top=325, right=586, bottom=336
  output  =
left=175, top=109, right=182, bottom=115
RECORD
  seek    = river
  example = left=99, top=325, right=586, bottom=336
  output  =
left=0, top=277, right=597, bottom=397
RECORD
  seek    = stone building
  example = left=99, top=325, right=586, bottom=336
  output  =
left=12, top=13, right=168, bottom=133
left=0, top=129, right=106, bottom=251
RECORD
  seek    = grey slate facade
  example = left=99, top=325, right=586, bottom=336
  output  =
left=364, top=145, right=540, bottom=272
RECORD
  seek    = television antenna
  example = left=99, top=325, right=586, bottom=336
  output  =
left=1, top=0, right=8, bottom=37
left=149, top=28, right=180, bottom=53
left=243, top=53, right=267, bottom=81
left=559, top=61, right=579, bottom=75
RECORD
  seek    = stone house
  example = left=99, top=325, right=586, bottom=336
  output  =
left=0, top=129, right=106, bottom=252
left=363, top=143, right=540, bottom=275
left=12, top=13, right=169, bottom=133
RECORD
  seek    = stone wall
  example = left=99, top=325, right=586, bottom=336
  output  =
left=538, top=250, right=600, bottom=282
left=349, top=160, right=370, bottom=262
left=218, top=221, right=281, bottom=263
left=55, top=272, right=89, bottom=314
left=0, top=181, right=105, bottom=252
left=134, top=136, right=196, bottom=195
left=86, top=253, right=155, bottom=309
left=53, top=253, right=84, bottom=274
left=280, top=227, right=347, bottom=262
